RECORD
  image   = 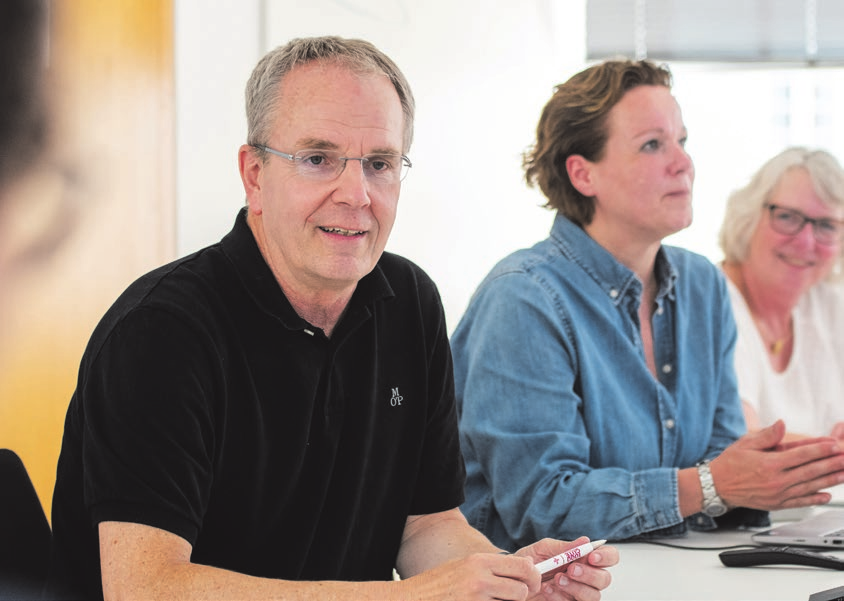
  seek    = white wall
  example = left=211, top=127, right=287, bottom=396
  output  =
left=174, top=0, right=261, bottom=257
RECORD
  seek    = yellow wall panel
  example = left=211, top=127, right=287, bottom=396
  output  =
left=0, top=0, right=175, bottom=519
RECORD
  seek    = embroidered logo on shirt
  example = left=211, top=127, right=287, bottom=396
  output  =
left=390, top=387, right=404, bottom=407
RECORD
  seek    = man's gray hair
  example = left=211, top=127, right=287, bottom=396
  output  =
left=245, top=36, right=415, bottom=155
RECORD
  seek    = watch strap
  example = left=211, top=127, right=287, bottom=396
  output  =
left=696, top=459, right=727, bottom=516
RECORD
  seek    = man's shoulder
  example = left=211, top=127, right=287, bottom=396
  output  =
left=378, top=249, right=426, bottom=273
left=376, top=250, right=438, bottom=292
left=85, top=244, right=233, bottom=352
left=371, top=252, right=447, bottom=333
left=113, top=245, right=227, bottom=314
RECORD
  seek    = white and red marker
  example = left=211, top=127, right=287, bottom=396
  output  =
left=536, top=539, right=607, bottom=582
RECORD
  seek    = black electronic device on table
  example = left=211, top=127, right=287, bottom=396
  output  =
left=809, top=584, right=844, bottom=601
left=719, top=546, right=844, bottom=570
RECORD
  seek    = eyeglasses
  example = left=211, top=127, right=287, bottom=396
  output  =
left=254, top=145, right=411, bottom=185
left=764, top=203, right=844, bottom=245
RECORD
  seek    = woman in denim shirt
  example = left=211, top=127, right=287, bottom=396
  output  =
left=451, top=59, right=844, bottom=549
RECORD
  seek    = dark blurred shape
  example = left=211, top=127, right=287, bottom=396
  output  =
left=0, top=449, right=52, bottom=600
left=0, top=0, right=49, bottom=190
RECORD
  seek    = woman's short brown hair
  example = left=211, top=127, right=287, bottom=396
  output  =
left=523, top=59, right=673, bottom=225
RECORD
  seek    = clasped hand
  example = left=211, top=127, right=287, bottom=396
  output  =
left=711, top=419, right=844, bottom=510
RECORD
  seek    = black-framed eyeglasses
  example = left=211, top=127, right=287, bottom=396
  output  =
left=764, top=203, right=844, bottom=246
left=253, top=145, right=412, bottom=185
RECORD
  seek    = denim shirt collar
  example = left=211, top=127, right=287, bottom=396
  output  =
left=550, top=213, right=678, bottom=308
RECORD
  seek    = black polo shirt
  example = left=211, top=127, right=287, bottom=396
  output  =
left=48, top=209, right=465, bottom=600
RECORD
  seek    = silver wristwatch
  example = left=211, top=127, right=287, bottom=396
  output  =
left=696, top=459, right=727, bottom=517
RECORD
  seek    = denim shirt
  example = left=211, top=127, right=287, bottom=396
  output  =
left=451, top=214, right=751, bottom=548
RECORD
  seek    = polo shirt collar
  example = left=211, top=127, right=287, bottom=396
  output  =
left=219, top=208, right=395, bottom=333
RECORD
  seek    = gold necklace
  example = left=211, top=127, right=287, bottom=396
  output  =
left=729, top=266, right=793, bottom=356
left=759, top=322, right=792, bottom=355
left=769, top=336, right=790, bottom=355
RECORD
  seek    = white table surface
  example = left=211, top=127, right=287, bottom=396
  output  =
left=603, top=494, right=844, bottom=601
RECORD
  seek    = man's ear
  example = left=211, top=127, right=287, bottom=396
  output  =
left=238, top=144, right=264, bottom=215
left=566, top=154, right=596, bottom=198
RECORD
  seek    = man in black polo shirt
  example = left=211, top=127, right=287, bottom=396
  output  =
left=47, top=36, right=617, bottom=601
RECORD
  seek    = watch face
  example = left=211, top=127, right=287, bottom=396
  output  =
left=704, top=503, right=727, bottom=517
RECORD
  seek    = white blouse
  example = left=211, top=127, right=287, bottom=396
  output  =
left=727, top=278, right=844, bottom=437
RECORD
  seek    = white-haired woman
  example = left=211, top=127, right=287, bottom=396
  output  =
left=720, top=147, right=844, bottom=440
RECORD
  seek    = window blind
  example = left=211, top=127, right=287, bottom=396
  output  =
left=586, top=0, right=844, bottom=64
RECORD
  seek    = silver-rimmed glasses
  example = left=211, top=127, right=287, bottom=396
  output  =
left=764, top=203, right=844, bottom=246
left=254, top=145, right=412, bottom=185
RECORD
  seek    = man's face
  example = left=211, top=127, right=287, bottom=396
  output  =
left=241, top=61, right=406, bottom=298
